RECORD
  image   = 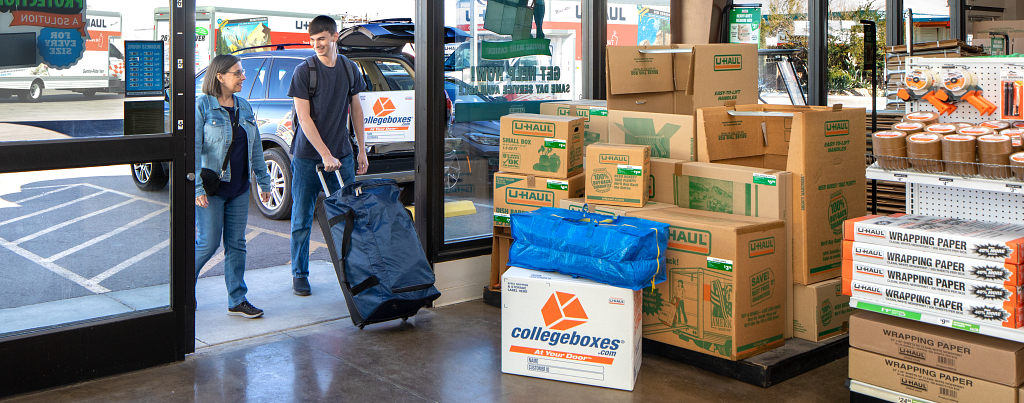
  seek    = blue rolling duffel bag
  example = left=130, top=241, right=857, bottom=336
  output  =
left=313, top=166, right=440, bottom=329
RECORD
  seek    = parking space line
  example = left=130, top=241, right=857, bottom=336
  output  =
left=81, top=183, right=169, bottom=207
left=198, top=229, right=263, bottom=277
left=0, top=236, right=110, bottom=294
left=13, top=198, right=138, bottom=245
left=0, top=190, right=108, bottom=227
left=8, top=185, right=77, bottom=205
left=89, top=239, right=170, bottom=286
left=45, top=207, right=169, bottom=263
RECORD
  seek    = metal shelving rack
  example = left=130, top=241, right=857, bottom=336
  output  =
left=857, top=56, right=1024, bottom=344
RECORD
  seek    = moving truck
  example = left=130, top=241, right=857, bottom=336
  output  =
left=0, top=11, right=125, bottom=102
left=154, top=7, right=352, bottom=73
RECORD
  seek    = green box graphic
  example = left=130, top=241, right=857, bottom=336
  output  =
left=614, top=117, right=681, bottom=159
left=687, top=176, right=734, bottom=213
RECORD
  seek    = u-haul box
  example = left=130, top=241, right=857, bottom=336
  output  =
left=502, top=266, right=642, bottom=391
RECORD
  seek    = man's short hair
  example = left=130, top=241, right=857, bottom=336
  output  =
left=308, top=15, right=337, bottom=36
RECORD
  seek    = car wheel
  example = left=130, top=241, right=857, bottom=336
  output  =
left=132, top=162, right=169, bottom=191
left=253, top=147, right=292, bottom=220
left=18, top=81, right=42, bottom=102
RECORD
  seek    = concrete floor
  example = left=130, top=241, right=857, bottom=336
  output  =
left=0, top=300, right=850, bottom=403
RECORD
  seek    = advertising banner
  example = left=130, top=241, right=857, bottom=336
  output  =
left=0, top=1, right=88, bottom=69
left=358, top=91, right=416, bottom=143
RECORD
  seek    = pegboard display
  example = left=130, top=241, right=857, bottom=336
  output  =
left=905, top=57, right=1024, bottom=124
left=907, top=183, right=1024, bottom=224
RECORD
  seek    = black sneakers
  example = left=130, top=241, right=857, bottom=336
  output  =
left=293, top=277, right=312, bottom=296
left=228, top=301, right=264, bottom=318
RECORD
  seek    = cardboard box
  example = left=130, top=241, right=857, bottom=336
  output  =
left=585, top=143, right=651, bottom=208
left=793, top=278, right=852, bottom=342
left=559, top=198, right=675, bottom=218
left=850, top=310, right=1024, bottom=386
left=843, top=260, right=1024, bottom=306
left=634, top=207, right=787, bottom=361
left=843, top=278, right=1024, bottom=328
left=673, top=161, right=795, bottom=337
left=845, top=214, right=1024, bottom=265
left=849, top=348, right=1019, bottom=403
left=501, top=266, right=642, bottom=391
left=607, top=111, right=695, bottom=161
left=697, top=104, right=867, bottom=284
left=493, top=172, right=585, bottom=227
left=489, top=226, right=513, bottom=291
left=844, top=240, right=1024, bottom=286
left=648, top=158, right=685, bottom=204
left=539, top=100, right=609, bottom=148
left=499, top=113, right=584, bottom=179
left=606, top=44, right=758, bottom=115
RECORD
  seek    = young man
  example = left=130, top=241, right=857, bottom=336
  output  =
left=287, top=16, right=368, bottom=296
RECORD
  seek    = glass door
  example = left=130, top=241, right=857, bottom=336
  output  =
left=0, top=1, right=194, bottom=397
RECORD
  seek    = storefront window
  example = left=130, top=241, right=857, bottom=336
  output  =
left=825, top=1, right=886, bottom=110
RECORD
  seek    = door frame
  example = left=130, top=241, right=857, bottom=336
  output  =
left=0, top=0, right=195, bottom=397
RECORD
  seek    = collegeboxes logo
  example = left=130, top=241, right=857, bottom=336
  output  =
left=364, top=97, right=413, bottom=127
left=509, top=292, right=623, bottom=351
left=542, top=292, right=589, bottom=331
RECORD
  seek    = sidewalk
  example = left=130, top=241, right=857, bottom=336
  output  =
left=0, top=261, right=350, bottom=349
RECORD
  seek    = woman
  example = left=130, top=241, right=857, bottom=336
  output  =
left=195, top=54, right=272, bottom=318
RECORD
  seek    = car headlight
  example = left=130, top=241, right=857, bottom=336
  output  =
left=465, top=132, right=500, bottom=146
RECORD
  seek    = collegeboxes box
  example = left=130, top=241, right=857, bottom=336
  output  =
left=501, top=266, right=642, bottom=391
left=843, top=260, right=1024, bottom=306
left=559, top=198, right=675, bottom=218
left=851, top=310, right=1024, bottom=386
left=607, top=110, right=695, bottom=161
left=585, top=143, right=650, bottom=208
left=605, top=44, right=758, bottom=115
left=633, top=207, right=787, bottom=361
left=493, top=172, right=585, bottom=227
left=500, top=113, right=584, bottom=178
left=849, top=348, right=1019, bottom=403
left=844, top=240, right=1024, bottom=286
left=697, top=104, right=867, bottom=284
left=845, top=214, right=1024, bottom=265
left=792, top=278, right=853, bottom=342
left=648, top=158, right=685, bottom=204
left=672, top=161, right=795, bottom=337
left=539, top=100, right=609, bottom=148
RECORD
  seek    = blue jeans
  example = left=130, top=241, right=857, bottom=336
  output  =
left=196, top=190, right=251, bottom=309
left=290, top=154, right=355, bottom=278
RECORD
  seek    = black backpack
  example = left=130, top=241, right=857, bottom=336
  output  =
left=290, top=55, right=361, bottom=156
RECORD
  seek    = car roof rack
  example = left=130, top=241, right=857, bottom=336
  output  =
left=231, top=43, right=309, bottom=54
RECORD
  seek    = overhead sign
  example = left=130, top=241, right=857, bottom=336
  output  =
left=0, top=0, right=88, bottom=69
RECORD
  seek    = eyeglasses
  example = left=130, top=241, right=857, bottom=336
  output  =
left=222, top=69, right=245, bottom=78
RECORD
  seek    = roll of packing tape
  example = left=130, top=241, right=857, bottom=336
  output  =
left=1013, top=136, right=1023, bottom=153
left=924, top=123, right=958, bottom=135
left=1013, top=121, right=1024, bottom=129
left=872, top=132, right=910, bottom=170
left=903, top=111, right=940, bottom=125
left=1012, top=152, right=1024, bottom=180
left=951, top=122, right=975, bottom=130
left=980, top=120, right=1011, bottom=131
left=942, top=135, right=979, bottom=175
left=906, top=133, right=944, bottom=173
left=905, top=69, right=938, bottom=92
left=892, top=122, right=925, bottom=134
left=1001, top=128, right=1024, bottom=136
left=942, top=69, right=977, bottom=93
left=977, top=134, right=1013, bottom=178
left=957, top=126, right=993, bottom=137
left=977, top=134, right=1013, bottom=155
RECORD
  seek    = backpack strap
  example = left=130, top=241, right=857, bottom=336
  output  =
left=307, top=56, right=318, bottom=122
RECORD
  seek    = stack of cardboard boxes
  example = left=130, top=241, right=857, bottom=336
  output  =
left=497, top=42, right=870, bottom=389
left=842, top=214, right=1024, bottom=401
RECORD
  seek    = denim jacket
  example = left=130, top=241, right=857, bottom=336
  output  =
left=195, top=94, right=272, bottom=197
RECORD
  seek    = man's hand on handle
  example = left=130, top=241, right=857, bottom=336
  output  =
left=321, top=154, right=341, bottom=172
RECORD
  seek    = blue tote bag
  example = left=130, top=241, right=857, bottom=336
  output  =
left=508, top=207, right=669, bottom=290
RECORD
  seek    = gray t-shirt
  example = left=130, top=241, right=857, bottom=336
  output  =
left=287, top=55, right=366, bottom=160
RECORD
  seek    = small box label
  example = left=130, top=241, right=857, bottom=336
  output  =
left=544, top=138, right=567, bottom=149
left=617, top=165, right=643, bottom=176
left=546, top=180, right=569, bottom=191
left=752, top=173, right=777, bottom=186
left=707, top=257, right=734, bottom=272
